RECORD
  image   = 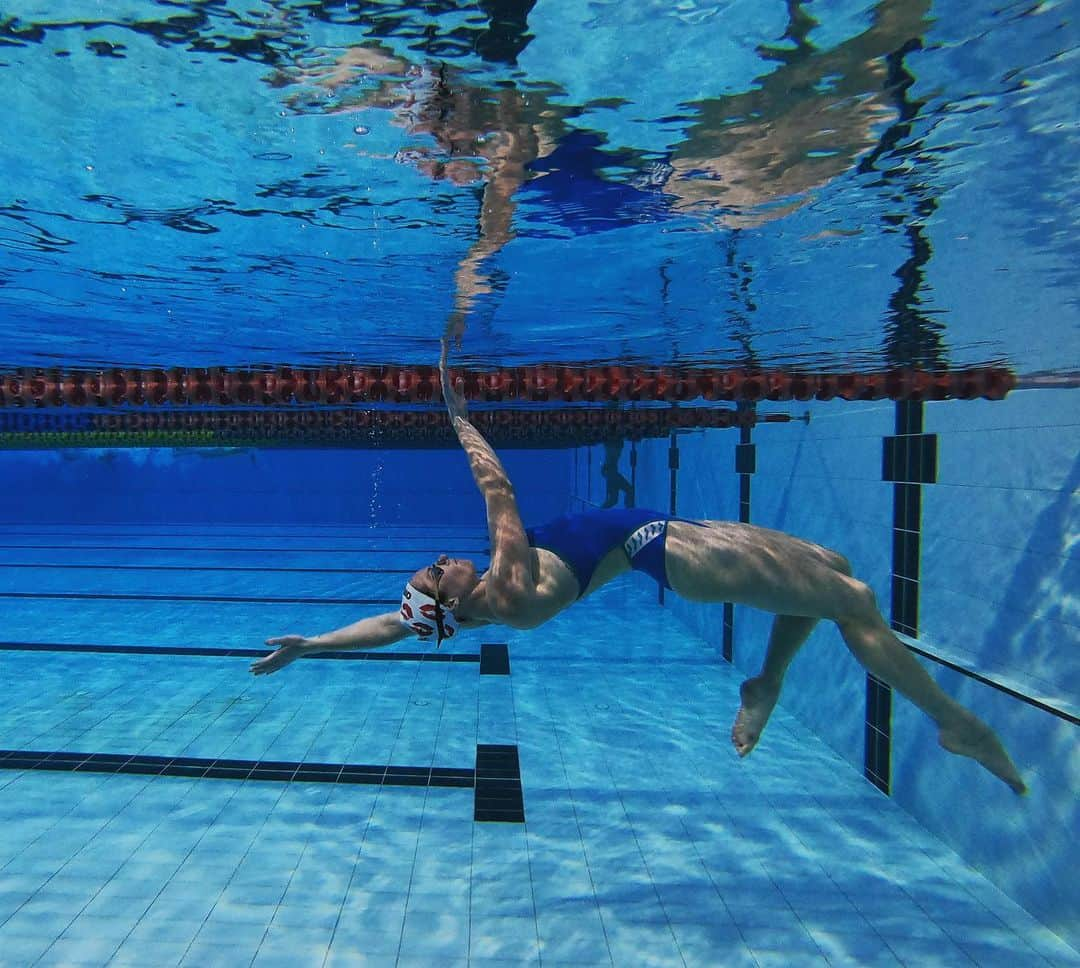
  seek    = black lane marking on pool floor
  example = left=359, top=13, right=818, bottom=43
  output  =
left=0, top=528, right=487, bottom=539
left=475, top=745, right=525, bottom=823
left=0, top=593, right=400, bottom=605
left=0, top=563, right=418, bottom=574
left=0, top=641, right=482, bottom=663
left=0, top=745, right=525, bottom=823
left=479, top=643, right=510, bottom=676
left=0, top=544, right=490, bottom=554
left=0, top=749, right=474, bottom=789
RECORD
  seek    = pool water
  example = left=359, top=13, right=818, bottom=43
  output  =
left=0, top=524, right=1074, bottom=967
left=1, top=0, right=1078, bottom=965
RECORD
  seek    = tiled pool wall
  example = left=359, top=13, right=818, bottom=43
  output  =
left=572, top=387, right=1079, bottom=951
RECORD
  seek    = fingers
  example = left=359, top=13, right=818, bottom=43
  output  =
left=251, top=655, right=281, bottom=676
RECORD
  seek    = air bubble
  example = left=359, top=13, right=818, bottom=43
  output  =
left=353, top=125, right=370, bottom=136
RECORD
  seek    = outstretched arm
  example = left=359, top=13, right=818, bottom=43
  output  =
left=439, top=346, right=537, bottom=622
left=251, top=611, right=409, bottom=676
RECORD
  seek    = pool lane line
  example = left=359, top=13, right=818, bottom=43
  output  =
left=0, top=642, right=512, bottom=675
left=0, top=641, right=480, bottom=662
left=0, top=745, right=524, bottom=822
left=0, top=525, right=488, bottom=534
left=0, top=592, right=400, bottom=605
left=0, top=563, right=419, bottom=574
left=0, top=749, right=475, bottom=789
left=0, top=544, right=490, bottom=554
left=0, top=745, right=523, bottom=822
left=0, top=528, right=487, bottom=538
left=474, top=745, right=525, bottom=822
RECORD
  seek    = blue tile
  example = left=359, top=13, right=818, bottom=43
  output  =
left=469, top=915, right=540, bottom=960
left=470, top=881, right=536, bottom=918
left=603, top=919, right=685, bottom=967
left=270, top=901, right=342, bottom=932
left=110, top=939, right=193, bottom=966
left=180, top=940, right=261, bottom=966
left=468, top=958, right=541, bottom=968
left=125, top=916, right=205, bottom=945
left=884, top=934, right=978, bottom=965
left=147, top=872, right=222, bottom=910
left=195, top=915, right=270, bottom=946
left=334, top=903, right=407, bottom=939
left=35, top=936, right=121, bottom=965
left=670, top=923, right=758, bottom=967
left=396, top=957, right=469, bottom=968
left=251, top=941, right=333, bottom=967
left=958, top=939, right=1052, bottom=967
left=535, top=910, right=610, bottom=963
left=261, top=922, right=335, bottom=950
left=398, top=908, right=469, bottom=957
left=327, top=924, right=403, bottom=955
left=0, top=935, right=53, bottom=963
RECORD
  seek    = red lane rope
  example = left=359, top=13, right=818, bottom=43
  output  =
left=0, top=364, right=1016, bottom=407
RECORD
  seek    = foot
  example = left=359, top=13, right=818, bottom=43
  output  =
left=938, top=711, right=1027, bottom=795
left=731, top=676, right=781, bottom=758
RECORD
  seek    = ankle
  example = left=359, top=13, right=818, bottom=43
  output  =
left=748, top=673, right=783, bottom=694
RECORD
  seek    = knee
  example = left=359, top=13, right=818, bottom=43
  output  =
left=840, top=579, right=878, bottom=621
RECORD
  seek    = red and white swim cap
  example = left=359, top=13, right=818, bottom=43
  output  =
left=399, top=581, right=458, bottom=646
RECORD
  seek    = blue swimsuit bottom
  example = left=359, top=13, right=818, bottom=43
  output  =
left=526, top=508, right=699, bottom=597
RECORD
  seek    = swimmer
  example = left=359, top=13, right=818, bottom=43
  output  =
left=254, top=347, right=1027, bottom=797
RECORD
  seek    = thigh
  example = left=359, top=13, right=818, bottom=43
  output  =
left=665, top=520, right=860, bottom=619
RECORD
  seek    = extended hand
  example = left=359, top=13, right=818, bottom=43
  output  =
left=251, top=635, right=310, bottom=676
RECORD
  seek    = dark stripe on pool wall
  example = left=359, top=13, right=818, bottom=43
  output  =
left=0, top=641, right=481, bottom=663
left=474, top=745, right=525, bottom=823
left=726, top=402, right=755, bottom=663
left=881, top=433, right=938, bottom=484
left=479, top=643, right=510, bottom=676
left=869, top=400, right=936, bottom=794
left=660, top=432, right=680, bottom=607
left=865, top=674, right=893, bottom=795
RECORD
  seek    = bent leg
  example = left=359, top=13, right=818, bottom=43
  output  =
left=730, top=547, right=850, bottom=756
left=670, top=523, right=1025, bottom=791
left=838, top=594, right=1026, bottom=795
left=732, top=615, right=817, bottom=756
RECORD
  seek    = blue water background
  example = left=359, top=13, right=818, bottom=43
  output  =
left=0, top=0, right=1076, bottom=372
left=0, top=0, right=1078, bottom=964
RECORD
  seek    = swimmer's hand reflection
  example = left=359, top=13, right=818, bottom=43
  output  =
left=251, top=635, right=311, bottom=676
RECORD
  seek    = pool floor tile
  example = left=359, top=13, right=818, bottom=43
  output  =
left=0, top=544, right=1077, bottom=967
left=468, top=914, right=541, bottom=960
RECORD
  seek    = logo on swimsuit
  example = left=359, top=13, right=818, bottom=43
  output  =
left=623, top=521, right=666, bottom=560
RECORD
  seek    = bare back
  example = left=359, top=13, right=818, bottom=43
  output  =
left=469, top=543, right=630, bottom=628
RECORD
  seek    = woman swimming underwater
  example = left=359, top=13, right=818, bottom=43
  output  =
left=254, top=351, right=1026, bottom=796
